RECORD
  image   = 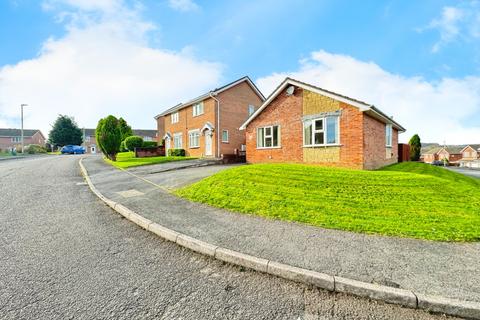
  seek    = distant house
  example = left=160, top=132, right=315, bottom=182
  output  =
left=459, top=144, right=480, bottom=168
left=154, top=76, right=265, bottom=158
left=82, top=129, right=158, bottom=154
left=0, top=128, right=45, bottom=151
left=422, top=146, right=463, bottom=164
left=240, top=78, right=405, bottom=170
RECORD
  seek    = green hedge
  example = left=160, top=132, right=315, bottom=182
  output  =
left=142, top=141, right=157, bottom=148
left=168, top=148, right=185, bottom=156
left=26, top=144, right=47, bottom=154
left=124, top=135, right=143, bottom=151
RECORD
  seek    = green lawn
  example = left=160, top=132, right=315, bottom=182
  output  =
left=105, top=151, right=196, bottom=169
left=176, top=162, right=480, bottom=242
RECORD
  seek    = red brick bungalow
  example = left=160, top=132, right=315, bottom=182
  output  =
left=240, top=78, right=406, bottom=170
left=422, top=146, right=463, bottom=164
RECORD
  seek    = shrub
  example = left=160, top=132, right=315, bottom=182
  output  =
left=96, top=115, right=122, bottom=161
left=120, top=140, right=128, bottom=152
left=124, top=135, right=144, bottom=151
left=409, top=134, right=421, bottom=161
left=26, top=144, right=47, bottom=154
left=142, top=141, right=157, bottom=148
left=168, top=148, right=185, bottom=157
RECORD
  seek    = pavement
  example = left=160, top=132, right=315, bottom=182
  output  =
left=446, top=167, right=480, bottom=179
left=81, top=156, right=480, bottom=308
left=0, top=155, right=457, bottom=319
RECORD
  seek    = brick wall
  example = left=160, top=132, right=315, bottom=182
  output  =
left=246, top=88, right=304, bottom=163
left=157, top=116, right=165, bottom=145
left=217, top=81, right=263, bottom=156
left=363, top=114, right=398, bottom=170
left=337, top=103, right=364, bottom=169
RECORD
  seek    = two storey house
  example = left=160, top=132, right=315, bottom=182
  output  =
left=155, top=76, right=265, bottom=158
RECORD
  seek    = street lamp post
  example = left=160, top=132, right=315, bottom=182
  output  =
left=20, top=104, right=28, bottom=153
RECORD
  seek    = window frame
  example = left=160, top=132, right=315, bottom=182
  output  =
left=188, top=129, right=200, bottom=148
left=171, top=112, right=179, bottom=124
left=192, top=102, right=204, bottom=117
left=303, top=116, right=340, bottom=147
left=11, top=136, right=21, bottom=143
left=221, top=129, right=229, bottom=143
left=385, top=124, right=393, bottom=147
left=173, top=132, right=183, bottom=149
left=256, top=125, right=281, bottom=149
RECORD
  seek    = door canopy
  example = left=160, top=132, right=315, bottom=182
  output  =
left=201, top=122, right=215, bottom=134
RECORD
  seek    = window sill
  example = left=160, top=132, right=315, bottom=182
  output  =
left=192, top=114, right=204, bottom=117
left=303, top=144, right=342, bottom=148
left=189, top=146, right=200, bottom=149
left=256, top=146, right=281, bottom=150
left=221, top=141, right=229, bottom=143
left=386, top=145, right=392, bottom=148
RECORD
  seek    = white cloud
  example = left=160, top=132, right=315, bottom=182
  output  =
left=0, top=1, right=222, bottom=138
left=257, top=50, right=480, bottom=144
left=168, top=0, right=199, bottom=12
left=425, top=2, right=480, bottom=52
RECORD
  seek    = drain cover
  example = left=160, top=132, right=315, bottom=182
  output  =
left=116, top=189, right=145, bottom=198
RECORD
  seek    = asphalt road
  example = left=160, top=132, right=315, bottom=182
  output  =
left=0, top=155, right=457, bottom=320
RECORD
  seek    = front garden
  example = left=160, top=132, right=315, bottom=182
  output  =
left=105, top=151, right=195, bottom=169
left=176, top=162, right=480, bottom=242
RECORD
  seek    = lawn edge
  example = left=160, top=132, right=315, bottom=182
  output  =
left=79, top=158, right=480, bottom=320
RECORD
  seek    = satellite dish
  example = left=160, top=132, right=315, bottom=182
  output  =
left=286, top=85, right=295, bottom=96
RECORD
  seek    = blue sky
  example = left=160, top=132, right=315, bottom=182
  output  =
left=1, top=0, right=480, bottom=143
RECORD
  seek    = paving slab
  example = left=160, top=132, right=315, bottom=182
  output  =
left=82, top=156, right=480, bottom=304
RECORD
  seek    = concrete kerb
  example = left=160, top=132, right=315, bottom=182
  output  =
left=78, top=158, right=480, bottom=320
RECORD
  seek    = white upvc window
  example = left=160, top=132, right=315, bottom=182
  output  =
left=222, top=130, right=229, bottom=143
left=386, top=124, right=393, bottom=147
left=192, top=102, right=204, bottom=117
left=171, top=112, right=179, bottom=124
left=257, top=125, right=280, bottom=148
left=303, top=116, right=339, bottom=146
left=85, top=136, right=91, bottom=142
left=188, top=130, right=200, bottom=148
left=248, top=105, right=255, bottom=116
left=11, top=136, right=21, bottom=143
left=173, top=133, right=182, bottom=149
left=144, top=136, right=153, bottom=141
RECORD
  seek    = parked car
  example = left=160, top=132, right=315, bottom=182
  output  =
left=431, top=160, right=445, bottom=166
left=61, top=145, right=85, bottom=154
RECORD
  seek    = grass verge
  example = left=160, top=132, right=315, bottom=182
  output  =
left=105, top=151, right=196, bottom=169
left=176, top=162, right=480, bottom=241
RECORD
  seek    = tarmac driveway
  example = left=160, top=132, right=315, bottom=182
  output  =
left=126, top=160, right=242, bottom=190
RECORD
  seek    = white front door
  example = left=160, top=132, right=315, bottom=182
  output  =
left=205, top=130, right=212, bottom=156
left=165, top=138, right=171, bottom=154
left=91, top=146, right=96, bottom=154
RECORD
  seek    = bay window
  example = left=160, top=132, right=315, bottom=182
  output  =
left=257, top=125, right=280, bottom=148
left=303, top=116, right=339, bottom=146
